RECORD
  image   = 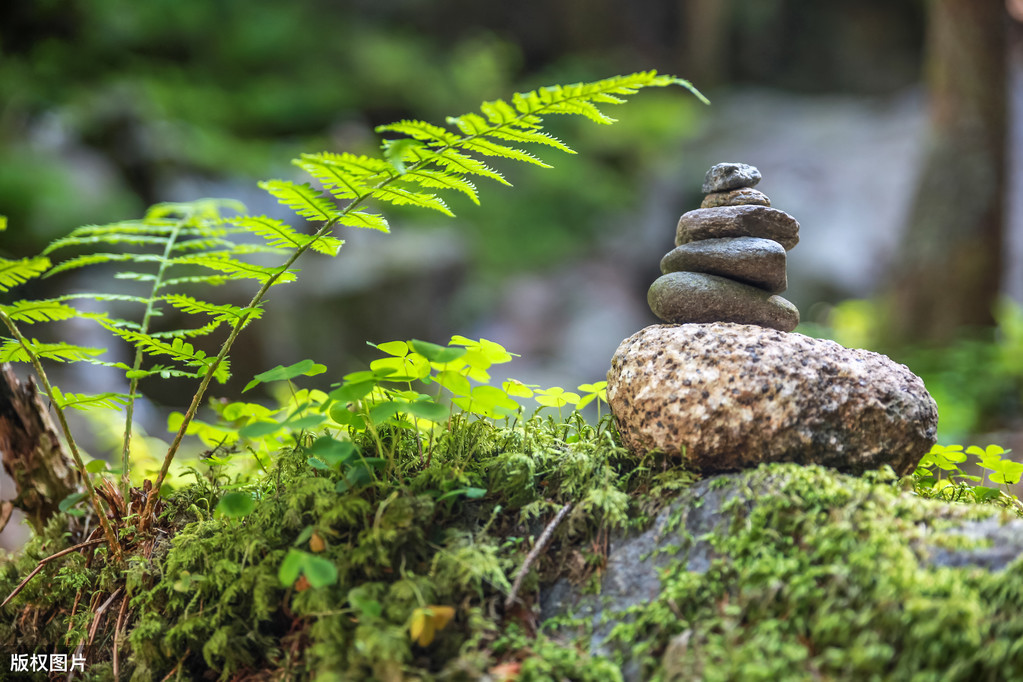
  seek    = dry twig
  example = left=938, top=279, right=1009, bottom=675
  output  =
left=504, top=502, right=573, bottom=612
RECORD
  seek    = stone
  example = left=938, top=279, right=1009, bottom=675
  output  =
left=648, top=272, right=799, bottom=331
left=659, top=237, right=787, bottom=293
left=540, top=464, right=1022, bottom=682
left=700, top=187, right=771, bottom=208
left=676, top=206, right=799, bottom=251
left=700, top=162, right=762, bottom=193
left=606, top=323, right=938, bottom=475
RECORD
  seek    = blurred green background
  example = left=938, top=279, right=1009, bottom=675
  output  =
left=0, top=0, right=1020, bottom=449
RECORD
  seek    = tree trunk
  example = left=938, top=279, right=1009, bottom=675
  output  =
left=0, top=364, right=80, bottom=533
left=885, top=0, right=1008, bottom=345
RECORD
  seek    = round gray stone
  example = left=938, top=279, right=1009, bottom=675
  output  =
left=659, top=237, right=787, bottom=293
left=700, top=187, right=771, bottom=208
left=648, top=271, right=799, bottom=331
left=676, top=206, right=799, bottom=251
left=701, top=162, right=762, bottom=194
left=606, top=323, right=939, bottom=475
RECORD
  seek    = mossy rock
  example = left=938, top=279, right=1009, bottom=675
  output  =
left=542, top=463, right=1023, bottom=681
left=2, top=439, right=1022, bottom=681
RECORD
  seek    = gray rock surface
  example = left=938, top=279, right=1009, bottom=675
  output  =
left=659, top=237, right=787, bottom=293
left=606, top=323, right=938, bottom=474
left=540, top=465, right=1023, bottom=682
left=648, top=272, right=799, bottom=331
left=700, top=187, right=771, bottom=208
left=676, top=206, right=800, bottom=251
left=701, top=162, right=762, bottom=193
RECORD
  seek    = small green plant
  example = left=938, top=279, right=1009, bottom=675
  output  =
left=0, top=72, right=706, bottom=560
left=914, top=443, right=1023, bottom=513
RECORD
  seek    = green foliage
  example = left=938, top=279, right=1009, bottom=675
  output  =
left=914, top=443, right=1023, bottom=513
left=0, top=70, right=699, bottom=525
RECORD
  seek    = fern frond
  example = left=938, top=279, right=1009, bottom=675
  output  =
left=428, top=149, right=509, bottom=186
left=163, top=294, right=263, bottom=324
left=293, top=158, right=371, bottom=202
left=459, top=138, right=551, bottom=168
left=0, top=257, right=51, bottom=293
left=0, top=338, right=105, bottom=364
left=171, top=255, right=297, bottom=285
left=52, top=388, right=131, bottom=411
left=159, top=275, right=230, bottom=288
left=370, top=186, right=453, bottom=216
left=45, top=253, right=164, bottom=277
left=259, top=180, right=341, bottom=222
left=41, top=234, right=169, bottom=253
left=336, top=212, right=389, bottom=233
left=299, top=152, right=392, bottom=178
left=225, top=216, right=343, bottom=256
left=150, top=321, right=223, bottom=339
left=401, top=169, right=479, bottom=204
left=376, top=120, right=461, bottom=146
left=0, top=300, right=80, bottom=323
left=170, top=237, right=236, bottom=252
left=485, top=127, right=574, bottom=154
left=111, top=330, right=230, bottom=383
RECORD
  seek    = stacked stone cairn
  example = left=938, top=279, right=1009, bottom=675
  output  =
left=648, top=162, right=799, bottom=332
left=606, top=162, right=939, bottom=476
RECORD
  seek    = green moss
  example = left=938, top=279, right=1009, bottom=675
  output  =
left=598, top=464, right=1023, bottom=681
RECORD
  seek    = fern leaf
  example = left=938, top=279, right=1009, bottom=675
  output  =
left=224, top=215, right=343, bottom=256
left=402, top=169, right=479, bottom=204
left=0, top=300, right=80, bottom=323
left=0, top=257, right=51, bottom=292
left=337, top=212, right=389, bottom=233
left=0, top=338, right=105, bottom=364
left=299, top=152, right=391, bottom=178
left=430, top=149, right=509, bottom=186
left=460, top=138, right=551, bottom=168
left=293, top=158, right=371, bottom=202
left=170, top=237, right=235, bottom=252
left=446, top=112, right=491, bottom=136
left=52, top=389, right=131, bottom=411
left=150, top=321, right=223, bottom=339
left=41, top=234, right=169, bottom=253
left=159, top=274, right=230, bottom=288
left=45, top=253, right=163, bottom=277
left=485, top=127, right=574, bottom=154
left=171, top=255, right=297, bottom=285
left=112, top=330, right=230, bottom=383
left=376, top=120, right=460, bottom=146
left=370, top=186, right=453, bottom=216
left=163, top=294, right=264, bottom=324
left=259, top=180, right=340, bottom=222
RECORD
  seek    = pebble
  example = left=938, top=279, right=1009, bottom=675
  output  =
left=700, top=187, right=771, bottom=209
left=676, top=206, right=800, bottom=251
left=701, top=162, right=762, bottom=194
left=660, top=237, right=787, bottom=293
left=648, top=272, right=799, bottom=332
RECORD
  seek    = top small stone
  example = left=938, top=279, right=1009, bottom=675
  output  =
left=701, top=162, right=762, bottom=194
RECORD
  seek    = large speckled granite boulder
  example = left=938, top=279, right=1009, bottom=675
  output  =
left=606, top=323, right=938, bottom=475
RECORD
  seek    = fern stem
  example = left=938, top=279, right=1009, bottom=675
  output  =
left=119, top=213, right=189, bottom=500
left=0, top=310, right=124, bottom=563
left=141, top=219, right=340, bottom=527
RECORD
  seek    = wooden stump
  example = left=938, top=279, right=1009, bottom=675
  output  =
left=0, top=364, right=80, bottom=533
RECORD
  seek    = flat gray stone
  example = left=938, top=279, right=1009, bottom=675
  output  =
left=606, top=323, right=938, bottom=474
left=701, top=162, right=762, bottom=193
left=648, top=272, right=799, bottom=331
left=700, top=187, right=771, bottom=208
left=659, top=237, right=787, bottom=293
left=676, top=206, right=799, bottom=251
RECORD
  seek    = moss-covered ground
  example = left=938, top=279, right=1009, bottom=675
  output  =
left=2, top=413, right=1022, bottom=681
